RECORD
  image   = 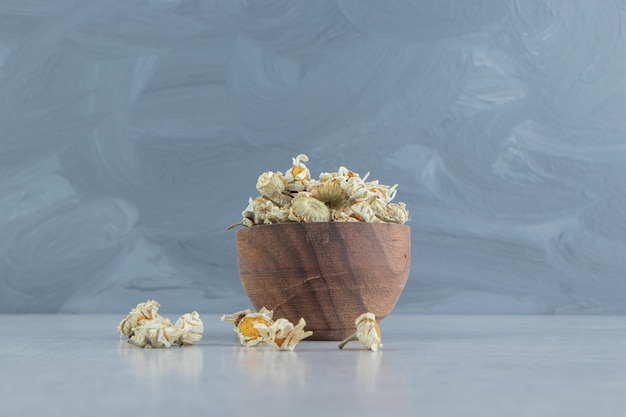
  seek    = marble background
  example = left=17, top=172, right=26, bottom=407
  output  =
left=0, top=0, right=624, bottom=314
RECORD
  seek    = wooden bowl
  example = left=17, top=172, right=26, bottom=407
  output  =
left=236, top=222, right=410, bottom=340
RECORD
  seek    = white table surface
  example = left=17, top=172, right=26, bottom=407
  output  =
left=1, top=314, right=625, bottom=417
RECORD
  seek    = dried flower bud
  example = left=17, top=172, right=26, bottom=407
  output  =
left=289, top=195, right=331, bottom=222
left=355, top=312, right=382, bottom=351
left=119, top=300, right=203, bottom=349
left=366, top=181, right=398, bottom=204
left=222, top=307, right=274, bottom=347
left=341, top=177, right=369, bottom=202
left=309, top=178, right=348, bottom=208
left=257, top=171, right=285, bottom=194
left=338, top=312, right=383, bottom=351
left=284, top=154, right=311, bottom=192
left=384, top=202, right=409, bottom=224
left=128, top=317, right=180, bottom=349
left=349, top=201, right=377, bottom=222
left=118, top=299, right=162, bottom=338
left=174, top=311, right=204, bottom=346
left=254, top=317, right=313, bottom=350
left=264, top=204, right=291, bottom=224
left=289, top=154, right=310, bottom=181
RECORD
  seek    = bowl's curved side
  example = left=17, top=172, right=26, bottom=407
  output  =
left=236, top=223, right=410, bottom=340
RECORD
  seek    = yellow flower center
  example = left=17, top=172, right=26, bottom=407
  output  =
left=275, top=336, right=287, bottom=347
left=291, top=166, right=309, bottom=180
left=238, top=317, right=267, bottom=338
left=137, top=312, right=152, bottom=322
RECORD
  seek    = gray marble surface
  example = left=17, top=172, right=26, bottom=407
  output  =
left=1, top=313, right=625, bottom=417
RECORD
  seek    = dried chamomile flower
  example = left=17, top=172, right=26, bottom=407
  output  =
left=231, top=197, right=283, bottom=228
left=173, top=311, right=204, bottom=346
left=222, top=307, right=274, bottom=347
left=366, top=181, right=398, bottom=205
left=118, top=299, right=162, bottom=338
left=128, top=316, right=181, bottom=349
left=256, top=171, right=290, bottom=206
left=383, top=202, right=409, bottom=224
left=283, top=154, right=311, bottom=192
left=348, top=201, right=378, bottom=223
left=264, top=203, right=291, bottom=224
left=354, top=312, right=383, bottom=351
left=332, top=208, right=358, bottom=222
left=254, top=317, right=313, bottom=351
left=341, top=176, right=370, bottom=203
left=250, top=197, right=273, bottom=224
left=368, top=198, right=409, bottom=224
left=338, top=312, right=383, bottom=352
left=257, top=171, right=286, bottom=197
left=249, top=198, right=291, bottom=225
left=289, top=195, right=331, bottom=222
left=308, top=177, right=348, bottom=208
left=119, top=300, right=204, bottom=349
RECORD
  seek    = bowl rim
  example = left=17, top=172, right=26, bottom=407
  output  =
left=235, top=221, right=410, bottom=236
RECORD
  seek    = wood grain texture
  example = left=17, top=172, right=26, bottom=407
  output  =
left=236, top=222, right=410, bottom=340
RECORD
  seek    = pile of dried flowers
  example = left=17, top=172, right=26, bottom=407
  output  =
left=228, top=154, right=409, bottom=229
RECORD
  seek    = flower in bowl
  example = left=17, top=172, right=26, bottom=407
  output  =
left=228, top=154, right=409, bottom=229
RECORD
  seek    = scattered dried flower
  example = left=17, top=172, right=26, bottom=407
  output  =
left=222, top=307, right=274, bottom=347
left=128, top=317, right=180, bottom=349
left=118, top=300, right=204, bottom=349
left=338, top=312, right=383, bottom=351
left=221, top=308, right=313, bottom=350
left=117, top=299, right=163, bottom=338
left=174, top=312, right=204, bottom=346
left=254, top=317, right=313, bottom=350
